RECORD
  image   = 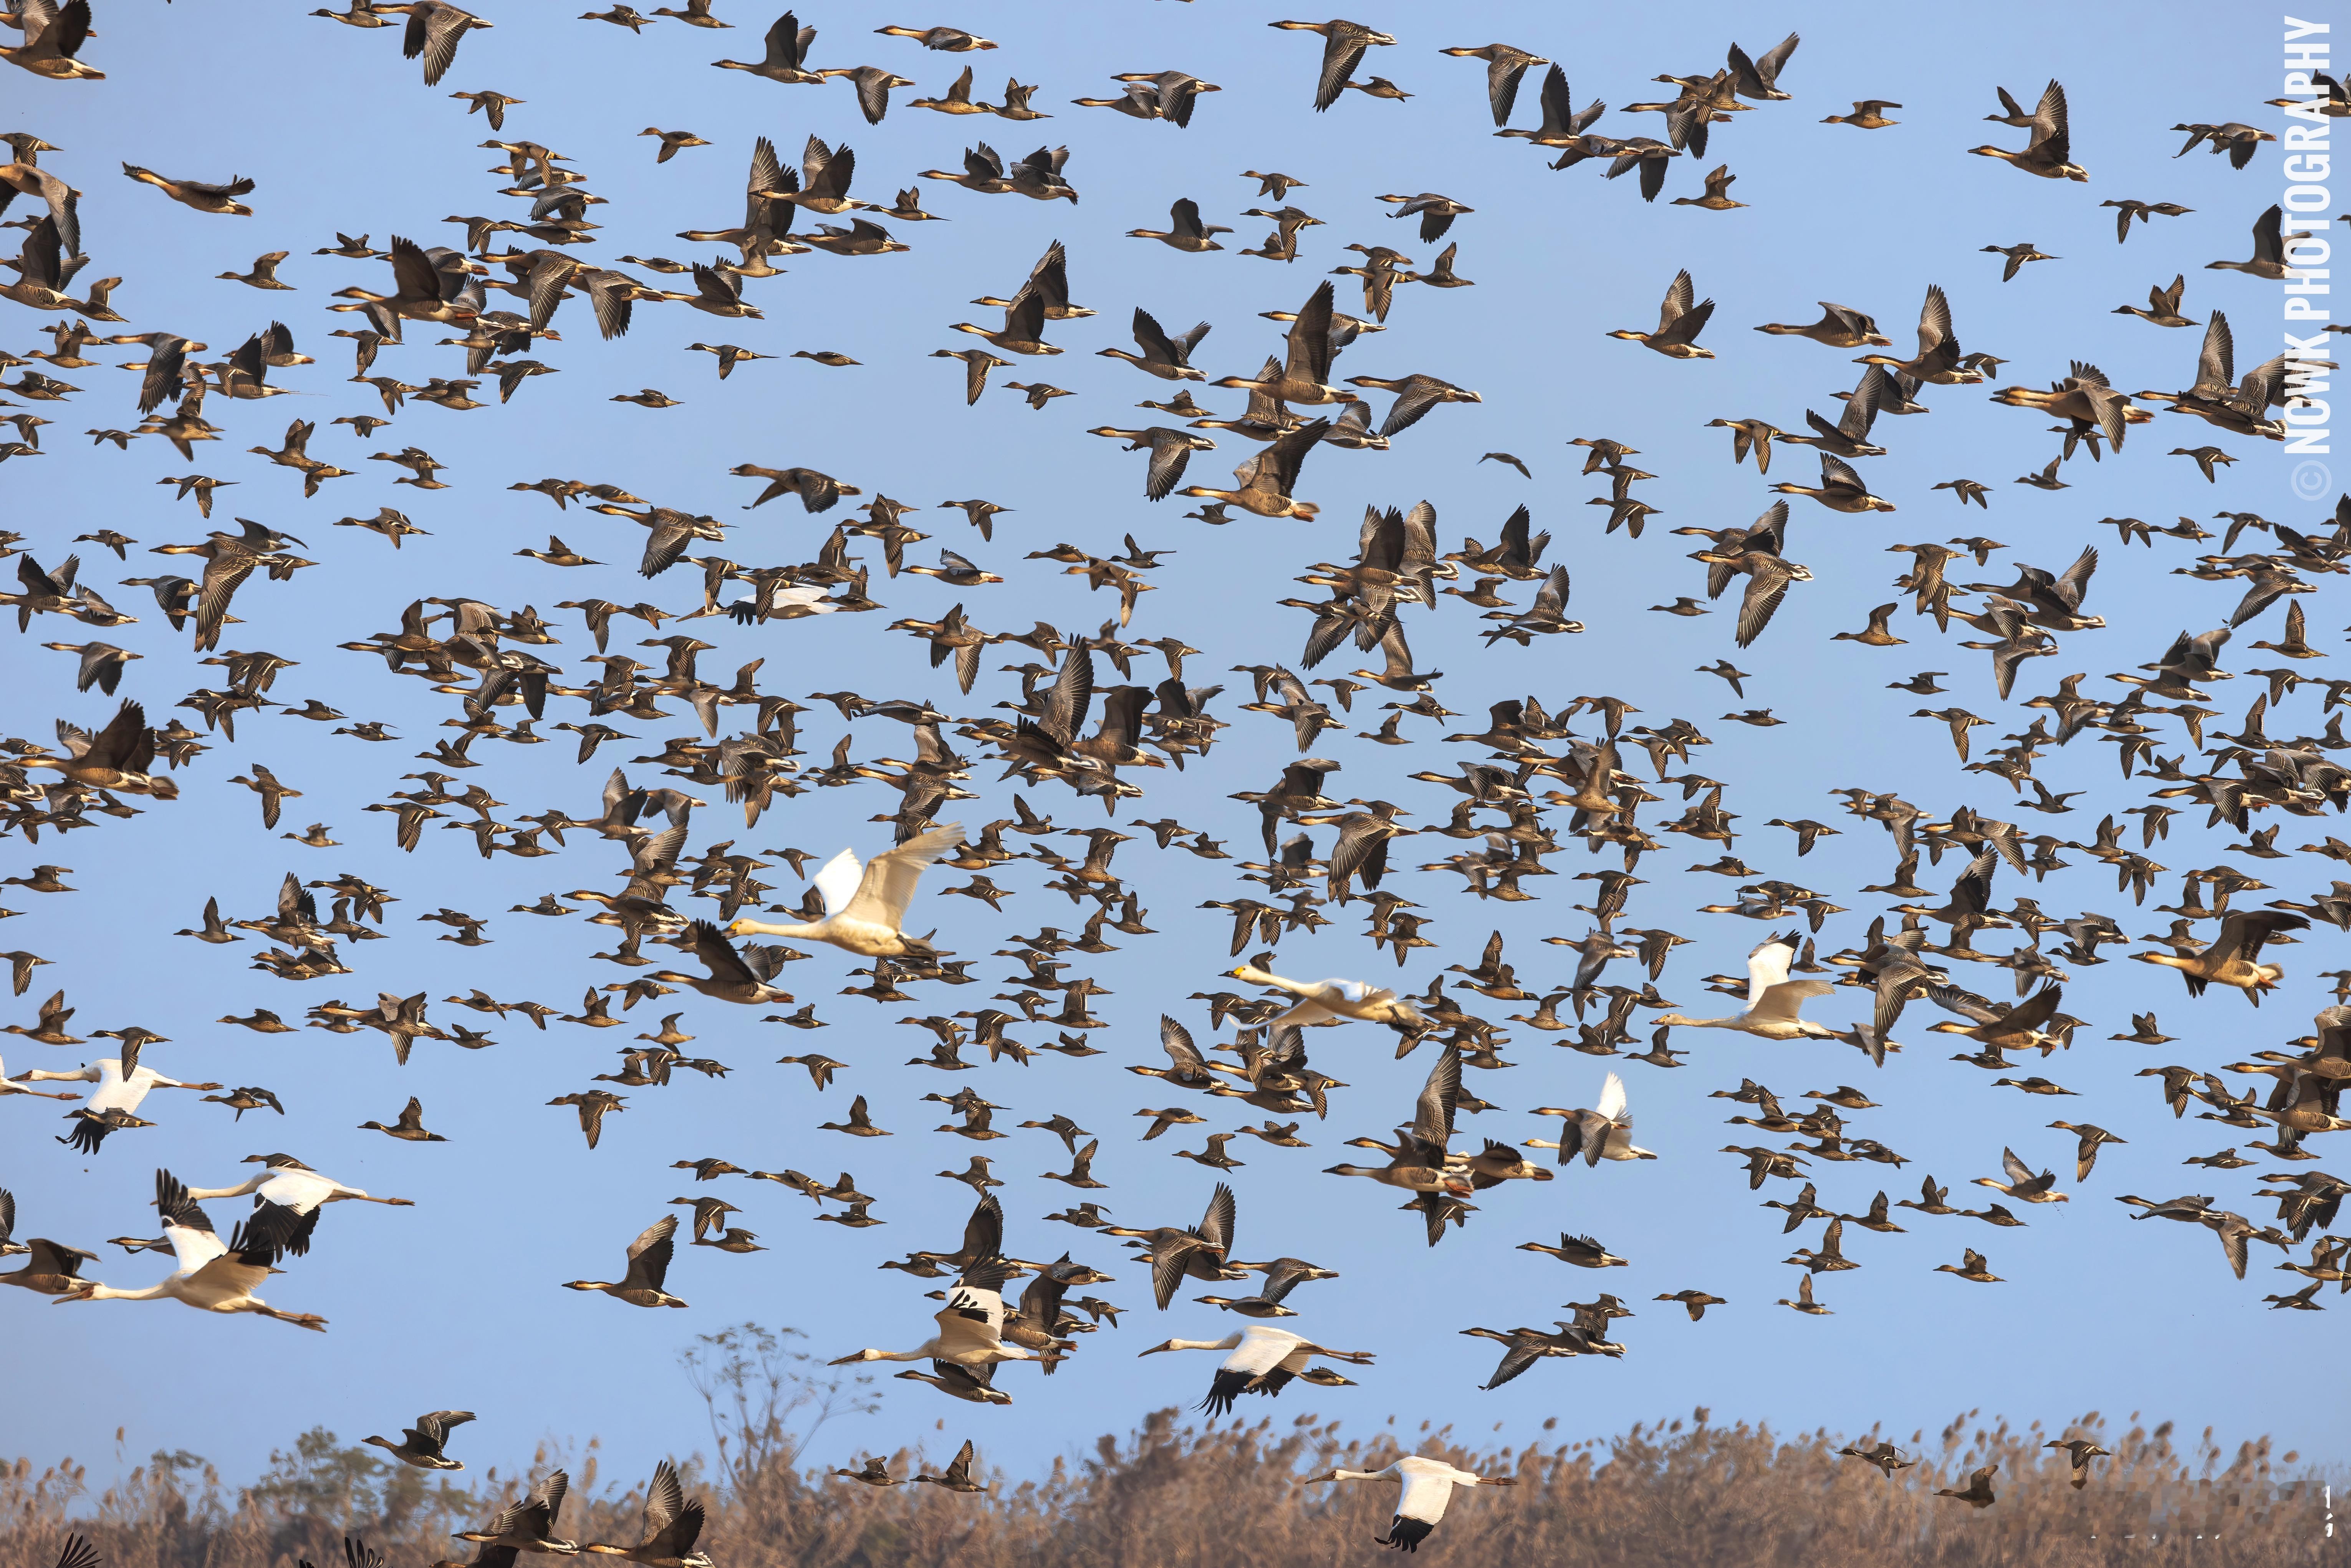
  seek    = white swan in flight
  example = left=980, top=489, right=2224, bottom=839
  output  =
left=13, top=1048, right=222, bottom=1152
left=1137, top=1321, right=1374, bottom=1414
left=181, top=1152, right=414, bottom=1255
left=1303, top=1454, right=1517, bottom=1551
left=828, top=1255, right=1039, bottom=1369
left=0, top=1052, right=81, bottom=1101
left=56, top=1169, right=326, bottom=1330
left=1226, top=964, right=1427, bottom=1033
left=728, top=822, right=964, bottom=957
left=1651, top=932, right=1837, bottom=1040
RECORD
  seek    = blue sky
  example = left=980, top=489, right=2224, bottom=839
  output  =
left=2, top=0, right=2334, bottom=1492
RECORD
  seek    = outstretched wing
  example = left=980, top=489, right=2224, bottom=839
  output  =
left=690, top=921, right=762, bottom=988
left=1744, top=935, right=1797, bottom=1004
left=1198, top=1181, right=1237, bottom=1255
left=1595, top=1072, right=1627, bottom=1124
left=810, top=847, right=864, bottom=916
left=1748, top=979, right=1833, bottom=1023
left=623, top=1216, right=678, bottom=1289
left=1159, top=1015, right=1208, bottom=1075
left=959, top=1192, right=1004, bottom=1261
left=839, top=823, right=964, bottom=927
left=418, top=1410, right=476, bottom=1447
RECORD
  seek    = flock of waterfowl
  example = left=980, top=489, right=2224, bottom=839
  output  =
left=0, top=1, right=2342, bottom=1552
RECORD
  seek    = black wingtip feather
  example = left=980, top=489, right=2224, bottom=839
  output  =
left=1379, top=1517, right=1433, bottom=1552
left=1197, top=1367, right=1251, bottom=1417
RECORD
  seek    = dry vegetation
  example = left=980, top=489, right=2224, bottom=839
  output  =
left=2, top=1325, right=2333, bottom=1568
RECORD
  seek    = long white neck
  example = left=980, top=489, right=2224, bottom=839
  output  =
left=185, top=1176, right=265, bottom=1200
left=735, top=917, right=825, bottom=940
left=79, top=1283, right=169, bottom=1302
left=18, top=1066, right=98, bottom=1083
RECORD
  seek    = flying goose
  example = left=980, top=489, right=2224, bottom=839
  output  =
left=1768, top=453, right=1894, bottom=513
left=2133, top=909, right=2308, bottom=1002
left=1935, top=1464, right=2000, bottom=1505
left=1178, top=418, right=1329, bottom=520
left=1838, top=1439, right=1914, bottom=1476
left=1754, top=302, right=1888, bottom=348
left=646, top=921, right=794, bottom=1005
left=714, top=11, right=821, bottom=82
left=1438, top=43, right=1550, bottom=127
left=394, top=2, right=495, bottom=87
left=2113, top=274, right=2197, bottom=327
left=364, top=1410, right=475, bottom=1470
left=2, top=0, right=105, bottom=78
left=912, top=1439, right=987, bottom=1492
left=892, top=1361, right=1012, bottom=1404
left=1972, top=1146, right=2068, bottom=1205
left=1606, top=269, right=1715, bottom=358
left=1268, top=18, right=1397, bottom=112
left=562, top=1215, right=688, bottom=1306
left=1126, top=197, right=1231, bottom=252
left=579, top=1462, right=712, bottom=1568
left=1524, top=1073, right=1656, bottom=1165
left=452, top=1469, right=578, bottom=1554
left=0, top=1234, right=100, bottom=1295
left=1967, top=81, right=2084, bottom=179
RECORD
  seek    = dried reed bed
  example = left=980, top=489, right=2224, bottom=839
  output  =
left=2, top=1327, right=2333, bottom=1568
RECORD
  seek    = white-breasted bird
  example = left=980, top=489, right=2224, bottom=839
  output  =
left=728, top=822, right=963, bottom=957
left=1303, top=1454, right=1517, bottom=1552
left=15, top=1046, right=223, bottom=1152
left=180, top=1152, right=415, bottom=1255
left=1226, top=964, right=1427, bottom=1033
left=1651, top=932, right=1837, bottom=1040
left=1136, top=1321, right=1374, bottom=1414
left=828, top=1255, right=1041, bottom=1369
left=55, top=1168, right=326, bottom=1330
